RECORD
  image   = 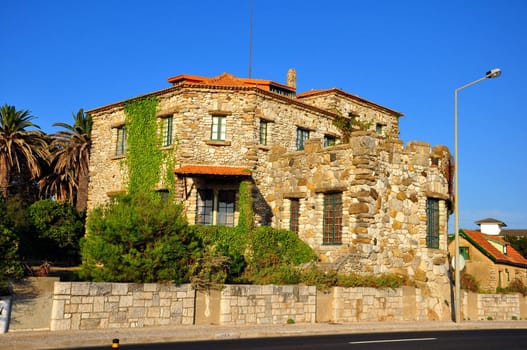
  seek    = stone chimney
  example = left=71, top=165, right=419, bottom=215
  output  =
left=287, top=68, right=296, bottom=89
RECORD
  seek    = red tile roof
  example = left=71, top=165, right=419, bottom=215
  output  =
left=167, top=72, right=295, bottom=93
left=174, top=165, right=251, bottom=176
left=461, top=229, right=527, bottom=267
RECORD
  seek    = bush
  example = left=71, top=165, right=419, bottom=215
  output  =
left=80, top=193, right=197, bottom=283
left=300, top=266, right=338, bottom=290
left=502, top=279, right=527, bottom=296
left=460, top=272, right=480, bottom=292
left=0, top=204, right=20, bottom=294
left=190, top=225, right=248, bottom=283
left=249, top=227, right=317, bottom=268
left=28, top=199, right=85, bottom=264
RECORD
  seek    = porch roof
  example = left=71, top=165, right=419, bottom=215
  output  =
left=173, top=165, right=251, bottom=177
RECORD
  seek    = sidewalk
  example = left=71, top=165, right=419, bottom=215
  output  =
left=2, top=320, right=527, bottom=349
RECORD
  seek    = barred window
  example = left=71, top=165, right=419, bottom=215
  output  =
left=290, top=199, right=300, bottom=234
left=323, top=192, right=342, bottom=244
left=426, top=198, right=440, bottom=248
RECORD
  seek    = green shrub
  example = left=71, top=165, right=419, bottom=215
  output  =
left=300, top=266, right=337, bottom=290
left=80, top=193, right=197, bottom=283
left=0, top=222, right=23, bottom=279
left=190, top=225, right=248, bottom=283
left=249, top=227, right=317, bottom=268
left=501, top=278, right=527, bottom=296
left=28, top=199, right=85, bottom=264
left=460, top=272, right=480, bottom=292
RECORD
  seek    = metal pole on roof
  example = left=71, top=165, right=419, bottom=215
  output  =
left=453, top=68, right=501, bottom=323
left=248, top=0, right=254, bottom=78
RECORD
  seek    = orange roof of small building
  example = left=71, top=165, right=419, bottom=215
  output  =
left=173, top=165, right=251, bottom=176
left=461, top=229, right=527, bottom=267
left=167, top=72, right=295, bottom=93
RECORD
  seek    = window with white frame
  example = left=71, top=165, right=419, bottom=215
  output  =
left=211, top=115, right=226, bottom=141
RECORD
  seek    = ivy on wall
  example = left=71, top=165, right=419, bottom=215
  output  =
left=237, top=180, right=254, bottom=231
left=123, top=97, right=162, bottom=195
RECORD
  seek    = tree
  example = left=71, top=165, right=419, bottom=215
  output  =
left=80, top=193, right=198, bottom=283
left=28, top=199, right=85, bottom=264
left=0, top=104, right=49, bottom=199
left=42, top=109, right=92, bottom=211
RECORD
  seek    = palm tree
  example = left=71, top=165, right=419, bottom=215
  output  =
left=0, top=104, right=49, bottom=199
left=42, top=109, right=92, bottom=211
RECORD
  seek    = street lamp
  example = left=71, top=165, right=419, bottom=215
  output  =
left=454, top=68, right=501, bottom=323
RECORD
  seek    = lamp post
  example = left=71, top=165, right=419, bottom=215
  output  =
left=454, top=68, right=501, bottom=323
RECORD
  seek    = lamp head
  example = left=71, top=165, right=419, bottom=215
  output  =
left=486, top=68, right=502, bottom=79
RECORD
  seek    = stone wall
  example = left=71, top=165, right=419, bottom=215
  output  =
left=464, top=291, right=524, bottom=321
left=219, top=285, right=316, bottom=325
left=50, top=282, right=195, bottom=330
left=49, top=282, right=527, bottom=331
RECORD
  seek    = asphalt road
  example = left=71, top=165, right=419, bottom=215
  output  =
left=73, top=329, right=527, bottom=350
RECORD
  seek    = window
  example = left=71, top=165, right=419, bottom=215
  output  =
left=196, top=189, right=235, bottom=226
left=460, top=246, right=470, bottom=260
left=323, top=192, right=342, bottom=244
left=290, top=199, right=300, bottom=234
left=161, top=116, right=173, bottom=147
left=296, top=128, right=309, bottom=150
left=375, top=123, right=384, bottom=135
left=259, top=120, right=268, bottom=145
left=324, top=135, right=336, bottom=147
left=426, top=198, right=440, bottom=248
left=211, top=115, right=226, bottom=141
left=115, top=126, right=127, bottom=156
left=217, top=190, right=235, bottom=226
left=196, top=189, right=214, bottom=225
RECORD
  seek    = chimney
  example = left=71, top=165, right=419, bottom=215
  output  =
left=287, top=68, right=296, bottom=89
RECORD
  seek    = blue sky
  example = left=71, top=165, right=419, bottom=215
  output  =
left=2, top=0, right=526, bottom=230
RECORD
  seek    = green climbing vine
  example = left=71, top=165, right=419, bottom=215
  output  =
left=123, top=97, right=161, bottom=195
left=332, top=111, right=373, bottom=143
left=237, top=180, right=254, bottom=232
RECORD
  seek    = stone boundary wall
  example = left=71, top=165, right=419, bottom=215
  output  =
left=50, top=282, right=527, bottom=331
left=219, top=285, right=317, bottom=325
left=51, top=282, right=195, bottom=330
left=464, top=291, right=526, bottom=321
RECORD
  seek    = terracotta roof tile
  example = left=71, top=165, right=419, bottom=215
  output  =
left=167, top=72, right=295, bottom=92
left=174, top=165, right=251, bottom=176
left=462, top=229, right=527, bottom=267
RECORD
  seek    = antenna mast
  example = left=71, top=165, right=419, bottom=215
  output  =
left=248, top=0, right=254, bottom=78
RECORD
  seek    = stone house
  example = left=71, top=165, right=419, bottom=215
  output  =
left=448, top=218, right=527, bottom=291
left=87, top=70, right=454, bottom=316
